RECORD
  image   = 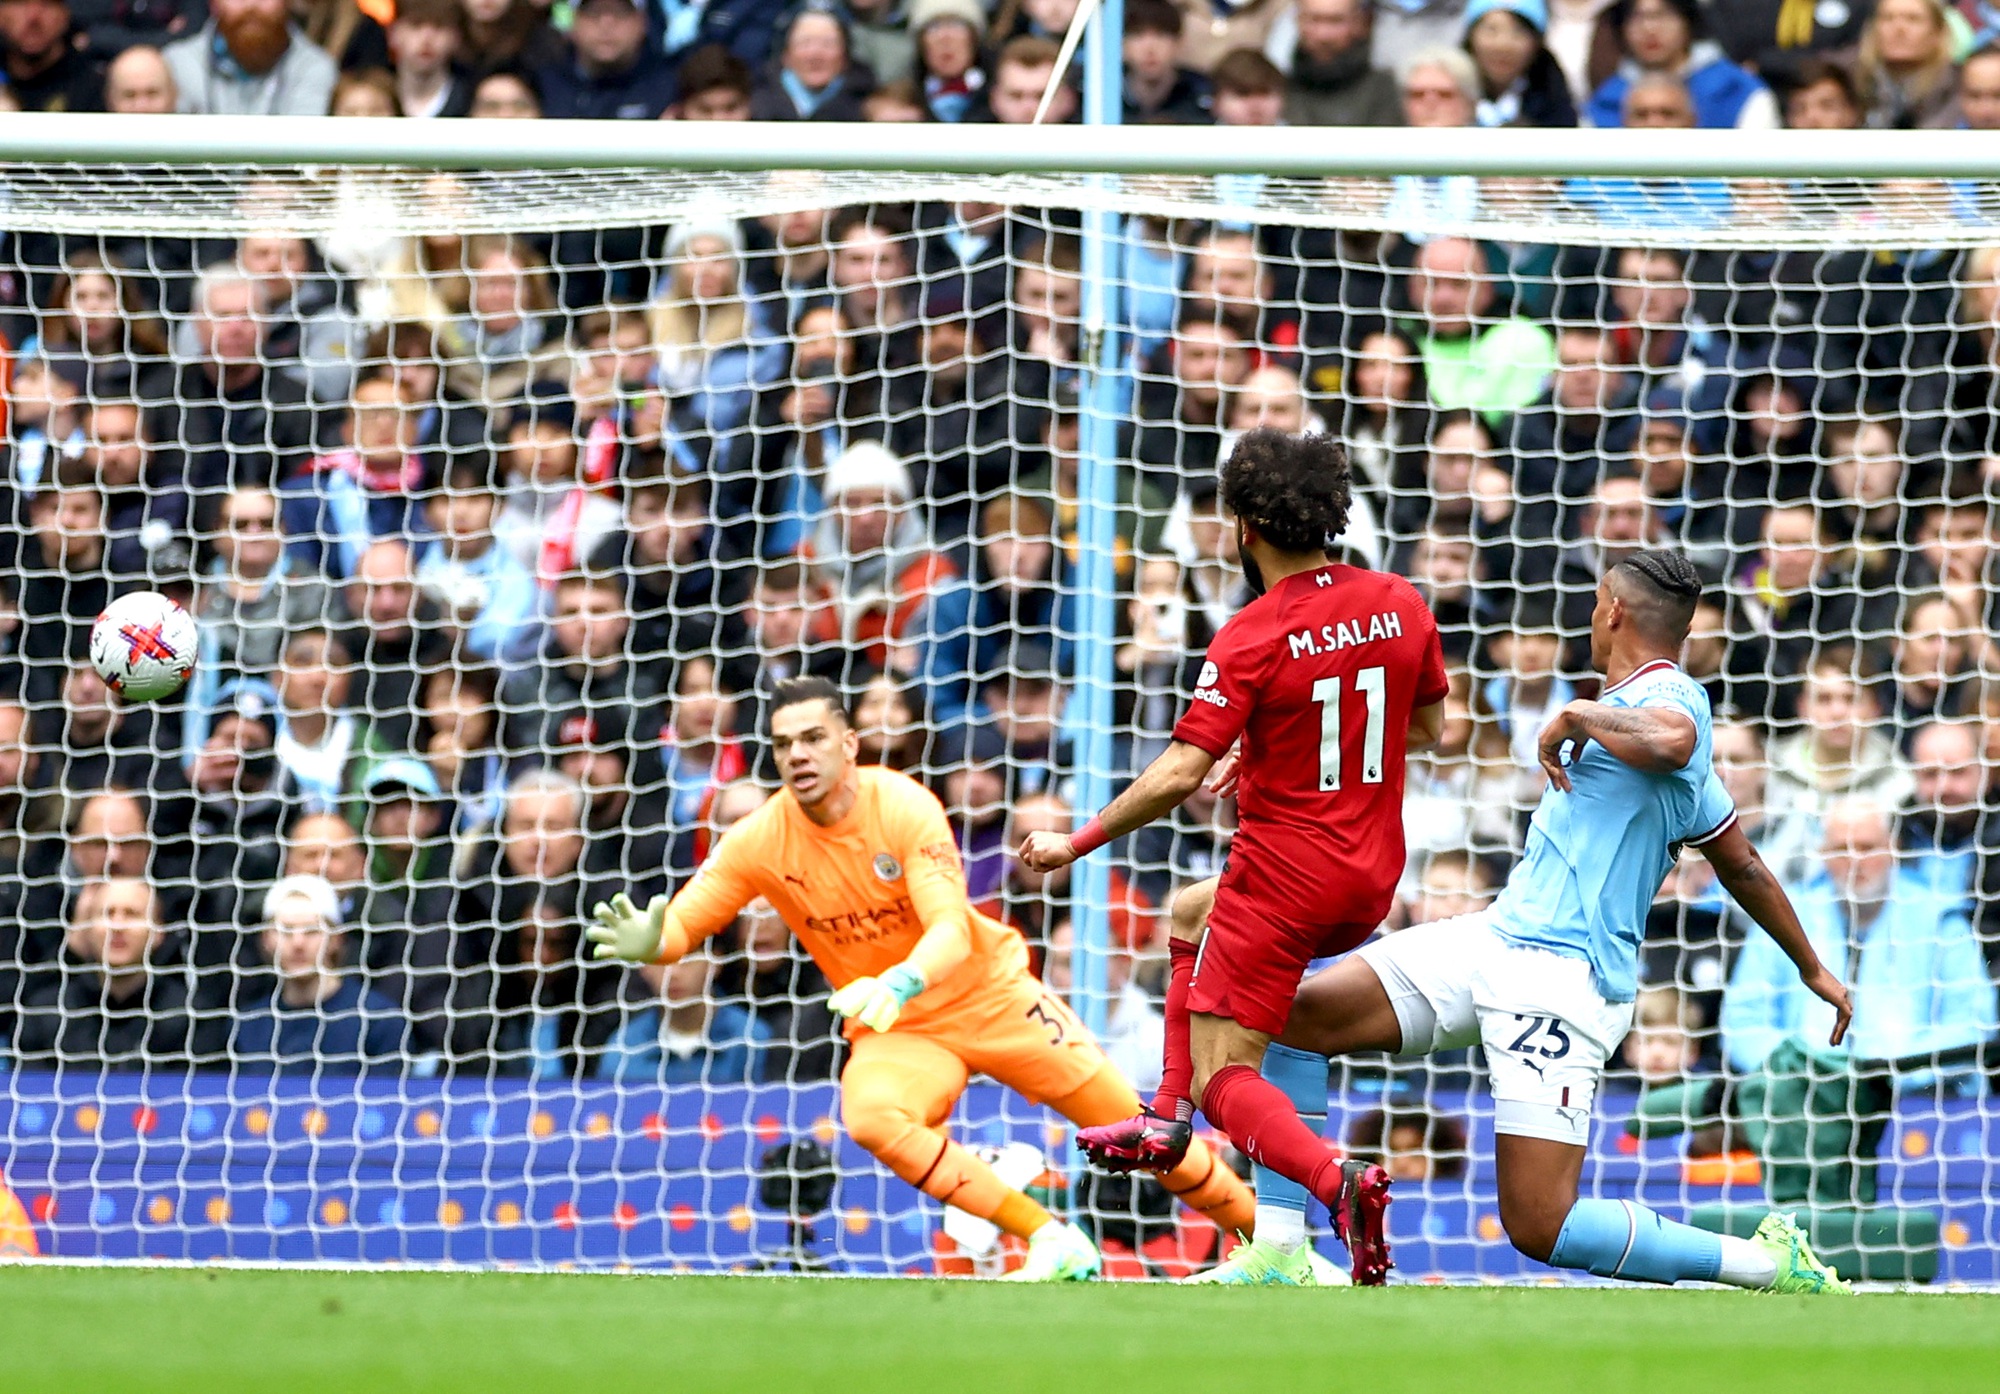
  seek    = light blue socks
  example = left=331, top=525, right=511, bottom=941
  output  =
left=1252, top=1042, right=1329, bottom=1250
left=1548, top=1198, right=1723, bottom=1284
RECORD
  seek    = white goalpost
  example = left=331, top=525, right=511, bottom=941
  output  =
left=0, top=116, right=1993, bottom=1283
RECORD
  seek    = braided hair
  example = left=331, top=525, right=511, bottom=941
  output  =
left=1610, top=549, right=1702, bottom=641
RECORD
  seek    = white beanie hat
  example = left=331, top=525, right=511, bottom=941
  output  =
left=823, top=440, right=913, bottom=502
left=665, top=210, right=746, bottom=261
left=909, top=0, right=985, bottom=31
left=263, top=874, right=342, bottom=930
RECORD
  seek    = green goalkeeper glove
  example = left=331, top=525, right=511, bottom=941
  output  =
left=586, top=892, right=668, bottom=963
left=827, top=963, right=927, bottom=1033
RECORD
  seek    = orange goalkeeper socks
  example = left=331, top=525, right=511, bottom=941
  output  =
left=991, top=1189, right=1057, bottom=1242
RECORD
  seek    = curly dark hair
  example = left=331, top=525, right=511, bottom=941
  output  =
left=1217, top=429, right=1353, bottom=555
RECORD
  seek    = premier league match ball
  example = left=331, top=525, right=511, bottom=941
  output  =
left=89, top=591, right=198, bottom=702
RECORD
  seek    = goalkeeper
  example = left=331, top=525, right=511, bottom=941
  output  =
left=588, top=676, right=1255, bottom=1280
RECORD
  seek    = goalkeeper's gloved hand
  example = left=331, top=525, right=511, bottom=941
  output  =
left=586, top=892, right=669, bottom=963
left=827, top=963, right=927, bottom=1033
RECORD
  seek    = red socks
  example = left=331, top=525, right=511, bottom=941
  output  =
left=1152, top=937, right=1199, bottom=1122
left=1201, top=1063, right=1342, bottom=1206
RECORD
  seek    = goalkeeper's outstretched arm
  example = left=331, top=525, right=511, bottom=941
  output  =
left=587, top=844, right=756, bottom=965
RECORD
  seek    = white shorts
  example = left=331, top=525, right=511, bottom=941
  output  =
left=1354, top=911, right=1634, bottom=1147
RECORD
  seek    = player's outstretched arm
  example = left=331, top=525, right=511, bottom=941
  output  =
left=1019, top=740, right=1217, bottom=872
left=1697, top=821, right=1853, bottom=1048
left=587, top=830, right=762, bottom=965
left=1536, top=699, right=1697, bottom=790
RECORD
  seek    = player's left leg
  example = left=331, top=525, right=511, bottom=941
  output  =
left=1240, top=1041, right=1329, bottom=1255
left=1494, top=1133, right=1843, bottom=1292
left=1190, top=1013, right=1349, bottom=1215
left=1478, top=944, right=1850, bottom=1294
left=1251, top=954, right=1413, bottom=1276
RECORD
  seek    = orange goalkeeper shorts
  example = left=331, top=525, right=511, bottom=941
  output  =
left=845, top=966, right=1109, bottom=1108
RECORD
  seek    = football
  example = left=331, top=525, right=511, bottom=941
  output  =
left=88, top=591, right=198, bottom=702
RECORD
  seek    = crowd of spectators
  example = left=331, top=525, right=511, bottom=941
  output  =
left=0, top=0, right=1995, bottom=1152
left=3, top=0, right=2000, bottom=136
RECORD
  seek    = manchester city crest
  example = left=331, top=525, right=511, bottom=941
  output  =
left=872, top=853, right=902, bottom=882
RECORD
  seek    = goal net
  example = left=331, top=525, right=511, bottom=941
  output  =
left=0, top=123, right=1994, bottom=1284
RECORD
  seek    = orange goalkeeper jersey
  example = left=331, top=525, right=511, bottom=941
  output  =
left=656, top=765, right=1030, bottom=1027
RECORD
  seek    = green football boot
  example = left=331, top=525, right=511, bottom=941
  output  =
left=1183, top=1238, right=1319, bottom=1286
left=1753, top=1213, right=1854, bottom=1296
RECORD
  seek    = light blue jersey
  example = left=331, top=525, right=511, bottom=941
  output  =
left=1487, top=660, right=1737, bottom=1003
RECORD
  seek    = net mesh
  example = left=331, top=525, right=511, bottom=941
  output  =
left=14, top=163, right=2000, bottom=246
left=0, top=159, right=1995, bottom=1283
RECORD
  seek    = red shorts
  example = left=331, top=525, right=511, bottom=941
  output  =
left=1187, top=883, right=1374, bottom=1037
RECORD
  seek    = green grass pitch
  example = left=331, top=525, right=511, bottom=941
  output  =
left=3, top=1266, right=1997, bottom=1393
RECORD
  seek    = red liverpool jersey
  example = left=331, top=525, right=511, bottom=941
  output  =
left=1172, top=563, right=1450, bottom=930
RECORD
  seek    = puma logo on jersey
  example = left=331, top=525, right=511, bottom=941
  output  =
left=1287, top=611, right=1403, bottom=658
